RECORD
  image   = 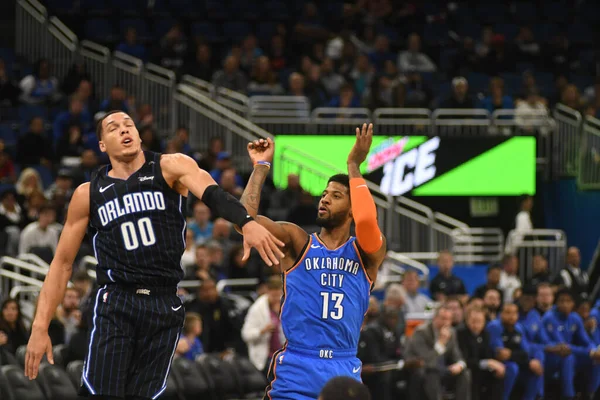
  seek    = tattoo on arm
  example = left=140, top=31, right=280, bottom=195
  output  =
left=240, top=165, right=269, bottom=218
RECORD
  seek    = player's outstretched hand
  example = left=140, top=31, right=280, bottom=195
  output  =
left=25, top=327, right=54, bottom=380
left=347, top=123, right=373, bottom=166
left=242, top=220, right=285, bottom=267
left=248, top=137, right=274, bottom=165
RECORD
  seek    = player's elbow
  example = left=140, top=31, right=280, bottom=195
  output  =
left=355, top=219, right=383, bottom=254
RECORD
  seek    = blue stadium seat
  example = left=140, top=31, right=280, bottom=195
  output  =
left=494, top=23, right=518, bottom=42
left=0, top=123, right=18, bottom=147
left=120, top=18, right=151, bottom=41
left=423, top=22, right=449, bottom=46
left=439, top=48, right=458, bottom=72
left=264, top=1, right=290, bottom=21
left=256, top=21, right=278, bottom=44
left=18, top=105, right=48, bottom=125
left=84, top=18, right=117, bottom=44
left=475, top=4, right=508, bottom=24
left=467, top=72, right=490, bottom=94
left=230, top=0, right=262, bottom=21
left=535, top=72, right=554, bottom=89
left=190, top=22, right=224, bottom=44
left=542, top=1, right=569, bottom=23
left=456, top=22, right=481, bottom=40
left=80, top=0, right=111, bottom=16
left=567, top=24, right=593, bottom=45
left=500, top=73, right=522, bottom=93
left=222, top=22, right=252, bottom=43
left=513, top=2, right=538, bottom=24
left=170, top=0, right=204, bottom=18
left=45, top=0, right=78, bottom=15
left=110, top=0, right=142, bottom=17
left=32, top=165, right=54, bottom=189
left=205, top=0, right=230, bottom=20
left=532, top=23, right=557, bottom=44
left=153, top=18, right=177, bottom=40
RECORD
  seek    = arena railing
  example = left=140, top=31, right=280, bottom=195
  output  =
left=16, top=0, right=47, bottom=66
left=578, top=115, right=600, bottom=190
left=450, top=227, right=505, bottom=265
left=18, top=253, right=50, bottom=269
left=553, top=104, right=583, bottom=178
left=142, top=63, right=177, bottom=135
left=506, top=229, right=567, bottom=283
left=181, top=74, right=250, bottom=118
left=373, top=108, right=432, bottom=136
left=311, top=108, right=372, bottom=135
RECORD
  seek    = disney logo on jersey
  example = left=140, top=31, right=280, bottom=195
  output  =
left=139, top=176, right=154, bottom=182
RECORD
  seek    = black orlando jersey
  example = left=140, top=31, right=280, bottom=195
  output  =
left=88, top=151, right=186, bottom=287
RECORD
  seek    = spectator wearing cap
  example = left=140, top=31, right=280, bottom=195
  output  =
left=241, top=276, right=285, bottom=374
left=209, top=152, right=243, bottom=187
left=18, top=202, right=60, bottom=256
left=553, top=246, right=589, bottom=299
left=397, top=33, right=436, bottom=74
left=441, top=77, right=474, bottom=109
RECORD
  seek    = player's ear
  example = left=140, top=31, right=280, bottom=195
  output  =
left=98, top=141, right=106, bottom=153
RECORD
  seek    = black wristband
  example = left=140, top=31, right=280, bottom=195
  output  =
left=202, top=185, right=254, bottom=227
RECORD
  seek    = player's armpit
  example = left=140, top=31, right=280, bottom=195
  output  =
left=33, top=183, right=90, bottom=330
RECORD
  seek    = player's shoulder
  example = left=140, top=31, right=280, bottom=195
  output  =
left=160, top=152, right=196, bottom=169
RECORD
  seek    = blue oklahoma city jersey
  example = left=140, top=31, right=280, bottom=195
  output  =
left=281, top=233, right=372, bottom=353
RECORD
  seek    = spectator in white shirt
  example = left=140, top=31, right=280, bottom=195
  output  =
left=515, top=89, right=548, bottom=133
left=397, top=33, right=437, bottom=73
left=241, top=276, right=285, bottom=374
left=402, top=270, right=432, bottom=314
left=499, top=255, right=521, bottom=303
left=18, top=203, right=61, bottom=255
left=515, top=195, right=534, bottom=233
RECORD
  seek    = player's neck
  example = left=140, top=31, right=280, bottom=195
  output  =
left=318, top=224, right=351, bottom=249
left=108, top=151, right=146, bottom=180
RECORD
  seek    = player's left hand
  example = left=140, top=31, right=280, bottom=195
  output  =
left=248, top=137, right=275, bottom=165
left=241, top=220, right=285, bottom=267
left=25, top=326, right=54, bottom=380
left=347, top=123, right=373, bottom=166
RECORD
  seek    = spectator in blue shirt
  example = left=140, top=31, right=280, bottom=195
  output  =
left=99, top=85, right=129, bottom=113
left=542, top=289, right=600, bottom=399
left=116, top=27, right=146, bottom=61
left=175, top=312, right=204, bottom=361
left=487, top=303, right=542, bottom=400
left=209, top=152, right=243, bottom=187
left=53, top=96, right=92, bottom=144
left=479, top=77, right=514, bottom=114
left=188, top=201, right=213, bottom=244
left=576, top=297, right=600, bottom=346
left=368, top=35, right=396, bottom=72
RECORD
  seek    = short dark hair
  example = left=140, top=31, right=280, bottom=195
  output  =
left=319, top=377, right=371, bottom=400
left=327, top=174, right=350, bottom=188
left=39, top=202, right=56, bottom=214
left=95, top=110, right=127, bottom=140
left=487, top=263, right=502, bottom=274
left=555, top=288, right=574, bottom=303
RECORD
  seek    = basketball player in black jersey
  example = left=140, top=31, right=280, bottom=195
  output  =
left=24, top=111, right=285, bottom=400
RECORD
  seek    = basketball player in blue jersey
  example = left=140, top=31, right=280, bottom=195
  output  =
left=24, top=110, right=285, bottom=400
left=240, top=123, right=387, bottom=400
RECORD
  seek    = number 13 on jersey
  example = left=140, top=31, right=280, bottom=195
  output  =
left=321, top=292, right=344, bottom=320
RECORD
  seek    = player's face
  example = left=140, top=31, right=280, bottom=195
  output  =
left=98, top=112, right=141, bottom=159
left=557, top=295, right=574, bottom=315
left=316, top=182, right=351, bottom=229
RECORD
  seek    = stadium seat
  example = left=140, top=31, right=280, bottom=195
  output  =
left=146, top=0, right=171, bottom=16
left=36, top=363, right=78, bottom=400
left=84, top=18, right=117, bottom=44
left=18, top=105, right=48, bottom=124
left=513, top=2, right=538, bottom=24
left=119, top=18, right=151, bottom=42
left=161, top=372, right=180, bottom=400
left=264, top=1, right=290, bottom=21
left=205, top=0, right=231, bottom=20
left=196, top=353, right=240, bottom=398
left=475, top=4, right=508, bottom=24
left=170, top=356, right=213, bottom=399
left=0, top=123, right=18, bottom=147
left=109, top=0, right=141, bottom=17
left=170, top=0, right=205, bottom=19
left=256, top=22, right=279, bottom=44
left=230, top=0, right=262, bottom=21
left=51, top=344, right=69, bottom=368
left=225, top=354, right=267, bottom=397
left=190, top=22, right=224, bottom=44
left=542, top=1, right=569, bottom=23
left=32, top=164, right=54, bottom=189
left=153, top=18, right=178, bottom=40
left=223, top=22, right=252, bottom=43
left=0, top=349, right=17, bottom=366
left=66, top=360, right=83, bottom=390
left=45, top=0, right=78, bottom=16
left=80, top=0, right=111, bottom=16
left=0, top=364, right=45, bottom=400
left=15, top=345, right=26, bottom=367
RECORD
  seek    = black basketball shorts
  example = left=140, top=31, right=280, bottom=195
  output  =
left=79, top=283, right=185, bottom=399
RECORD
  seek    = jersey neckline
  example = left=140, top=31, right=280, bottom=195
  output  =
left=104, top=151, right=150, bottom=182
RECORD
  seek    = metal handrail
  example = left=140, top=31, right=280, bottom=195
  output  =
left=0, top=270, right=44, bottom=287
left=0, top=256, right=49, bottom=276
left=112, top=50, right=143, bottom=72
left=17, top=253, right=50, bottom=269
left=10, top=285, right=41, bottom=299
left=386, top=251, right=430, bottom=279
left=48, top=16, right=77, bottom=50
left=216, top=278, right=259, bottom=292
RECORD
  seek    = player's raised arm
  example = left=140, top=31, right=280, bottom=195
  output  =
left=25, top=183, right=91, bottom=380
left=347, top=123, right=386, bottom=277
left=239, top=138, right=308, bottom=253
left=161, top=153, right=285, bottom=266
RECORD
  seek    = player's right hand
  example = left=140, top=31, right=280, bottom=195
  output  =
left=247, top=138, right=275, bottom=165
left=24, top=327, right=54, bottom=380
left=241, top=220, right=285, bottom=267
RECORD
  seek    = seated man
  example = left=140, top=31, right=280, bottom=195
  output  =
left=542, top=289, right=600, bottom=399
left=487, top=303, right=543, bottom=400
left=457, top=306, right=505, bottom=400
left=404, top=303, right=470, bottom=400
